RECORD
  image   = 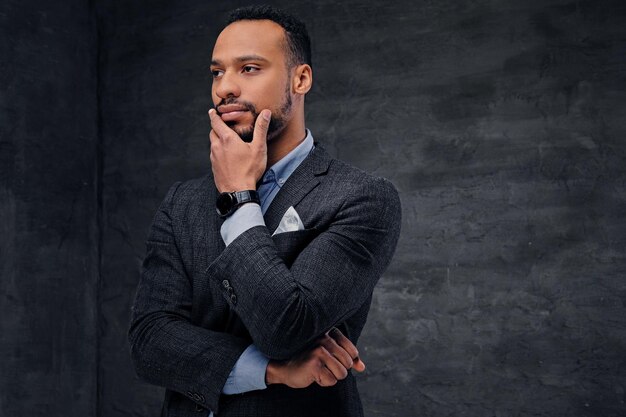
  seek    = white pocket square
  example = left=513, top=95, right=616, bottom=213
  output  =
left=272, top=206, right=305, bottom=236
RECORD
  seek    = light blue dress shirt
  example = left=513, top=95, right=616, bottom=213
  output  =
left=207, top=129, right=315, bottom=416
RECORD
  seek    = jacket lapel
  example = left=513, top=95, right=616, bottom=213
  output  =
left=263, top=143, right=332, bottom=233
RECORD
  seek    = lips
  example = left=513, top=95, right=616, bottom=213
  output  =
left=217, top=104, right=249, bottom=122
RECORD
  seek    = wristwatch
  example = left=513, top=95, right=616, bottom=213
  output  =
left=215, top=190, right=260, bottom=218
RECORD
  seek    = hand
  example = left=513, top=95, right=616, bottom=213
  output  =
left=265, top=328, right=366, bottom=388
left=208, top=108, right=271, bottom=193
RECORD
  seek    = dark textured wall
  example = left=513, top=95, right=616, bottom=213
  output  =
left=0, top=0, right=99, bottom=415
left=98, top=1, right=626, bottom=416
left=2, top=0, right=625, bottom=416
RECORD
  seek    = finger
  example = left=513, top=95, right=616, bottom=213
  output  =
left=209, top=129, right=220, bottom=145
left=328, top=327, right=365, bottom=372
left=319, top=335, right=353, bottom=370
left=209, top=130, right=221, bottom=163
left=319, top=346, right=348, bottom=381
left=208, top=108, right=233, bottom=139
left=252, top=109, right=271, bottom=146
left=328, top=327, right=358, bottom=360
left=317, top=365, right=338, bottom=387
left=352, top=357, right=366, bottom=372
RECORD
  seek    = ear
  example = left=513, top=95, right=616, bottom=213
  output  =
left=292, top=64, right=313, bottom=95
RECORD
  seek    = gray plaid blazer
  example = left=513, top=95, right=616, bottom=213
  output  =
left=129, top=144, right=401, bottom=417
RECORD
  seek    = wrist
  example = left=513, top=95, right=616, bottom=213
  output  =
left=216, top=189, right=260, bottom=218
left=222, top=182, right=257, bottom=193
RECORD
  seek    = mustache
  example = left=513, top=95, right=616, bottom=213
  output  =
left=214, top=98, right=257, bottom=116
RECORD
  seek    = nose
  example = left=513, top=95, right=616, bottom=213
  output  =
left=213, top=70, right=241, bottom=99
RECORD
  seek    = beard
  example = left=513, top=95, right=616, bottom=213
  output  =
left=216, top=85, right=292, bottom=143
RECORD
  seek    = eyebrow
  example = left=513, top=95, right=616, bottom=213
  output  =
left=211, top=55, right=269, bottom=66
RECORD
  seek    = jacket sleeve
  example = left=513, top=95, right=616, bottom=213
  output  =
left=128, top=182, right=249, bottom=413
left=205, top=176, right=402, bottom=360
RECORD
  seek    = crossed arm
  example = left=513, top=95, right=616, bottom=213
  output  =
left=128, top=180, right=374, bottom=411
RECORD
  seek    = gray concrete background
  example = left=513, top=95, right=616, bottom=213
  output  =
left=2, top=0, right=625, bottom=416
left=0, top=0, right=99, bottom=415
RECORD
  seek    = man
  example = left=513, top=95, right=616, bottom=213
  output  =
left=129, top=5, right=401, bottom=417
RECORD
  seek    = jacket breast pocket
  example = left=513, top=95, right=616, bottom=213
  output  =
left=271, top=228, right=319, bottom=268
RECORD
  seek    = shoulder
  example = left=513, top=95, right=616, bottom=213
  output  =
left=315, top=152, right=401, bottom=230
left=324, top=155, right=400, bottom=204
left=316, top=153, right=402, bottom=256
left=157, top=174, right=215, bottom=213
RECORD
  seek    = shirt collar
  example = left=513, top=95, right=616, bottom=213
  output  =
left=261, top=129, right=315, bottom=186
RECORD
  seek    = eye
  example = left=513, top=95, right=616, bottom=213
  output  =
left=242, top=65, right=260, bottom=73
left=210, top=69, right=223, bottom=78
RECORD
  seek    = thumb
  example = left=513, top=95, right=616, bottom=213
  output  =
left=252, top=109, right=271, bottom=145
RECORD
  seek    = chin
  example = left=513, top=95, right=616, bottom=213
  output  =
left=225, top=120, right=250, bottom=131
left=232, top=124, right=254, bottom=143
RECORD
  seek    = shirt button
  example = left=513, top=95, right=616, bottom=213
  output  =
left=222, top=279, right=230, bottom=289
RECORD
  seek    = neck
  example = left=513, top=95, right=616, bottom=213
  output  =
left=266, top=111, right=306, bottom=167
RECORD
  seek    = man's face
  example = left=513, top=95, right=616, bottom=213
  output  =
left=210, top=20, right=293, bottom=142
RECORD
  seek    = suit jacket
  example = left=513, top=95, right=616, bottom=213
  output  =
left=128, top=144, right=402, bottom=417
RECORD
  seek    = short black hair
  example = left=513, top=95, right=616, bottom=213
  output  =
left=227, top=5, right=312, bottom=68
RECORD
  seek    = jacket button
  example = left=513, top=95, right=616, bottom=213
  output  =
left=222, top=279, right=230, bottom=288
left=192, top=392, right=201, bottom=402
left=230, top=294, right=237, bottom=304
left=195, top=404, right=205, bottom=412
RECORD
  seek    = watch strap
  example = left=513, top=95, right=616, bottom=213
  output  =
left=216, top=190, right=260, bottom=218
left=233, top=190, right=260, bottom=206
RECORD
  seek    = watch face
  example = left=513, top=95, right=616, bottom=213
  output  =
left=216, top=192, right=235, bottom=216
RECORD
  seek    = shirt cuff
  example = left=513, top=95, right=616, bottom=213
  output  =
left=220, top=203, right=265, bottom=246
left=222, top=344, right=270, bottom=395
